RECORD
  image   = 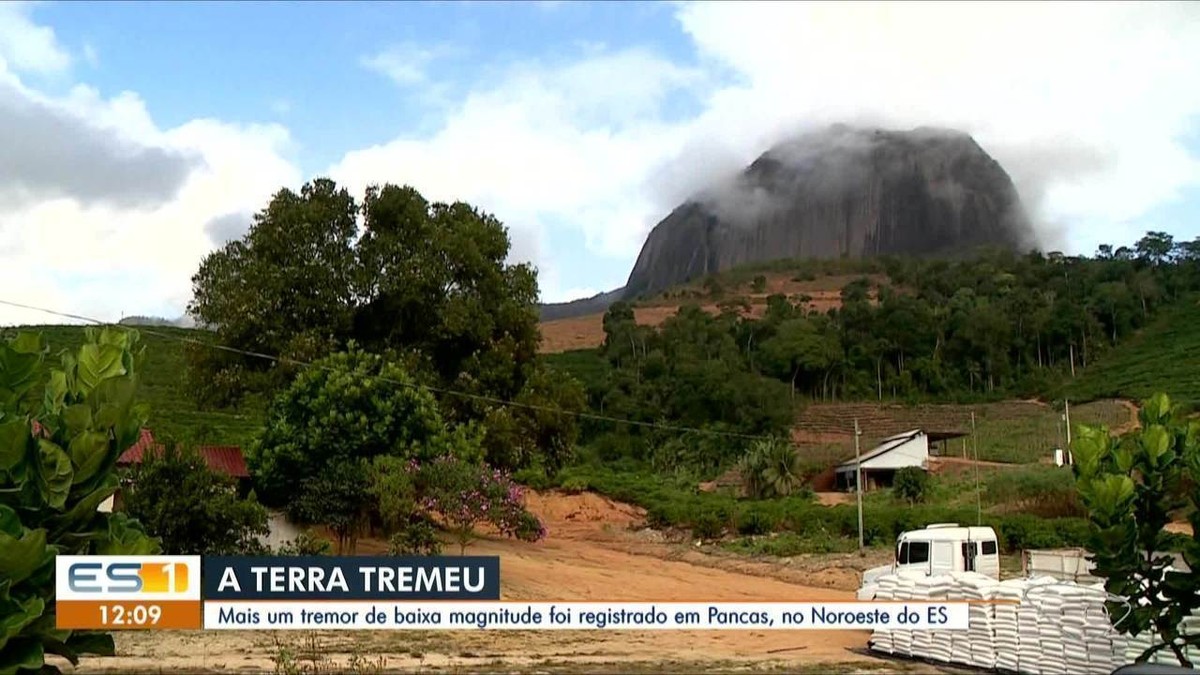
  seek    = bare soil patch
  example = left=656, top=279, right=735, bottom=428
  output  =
left=537, top=273, right=868, bottom=353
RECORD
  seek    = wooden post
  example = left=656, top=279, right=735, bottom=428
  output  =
left=855, top=418, right=864, bottom=555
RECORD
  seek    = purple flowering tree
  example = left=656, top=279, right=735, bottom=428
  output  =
left=412, top=455, right=546, bottom=554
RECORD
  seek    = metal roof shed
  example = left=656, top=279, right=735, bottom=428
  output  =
left=835, top=429, right=929, bottom=492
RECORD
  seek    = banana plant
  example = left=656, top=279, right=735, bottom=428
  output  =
left=0, top=328, right=160, bottom=675
left=1071, top=392, right=1200, bottom=667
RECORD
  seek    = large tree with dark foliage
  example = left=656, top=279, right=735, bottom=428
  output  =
left=187, top=179, right=579, bottom=470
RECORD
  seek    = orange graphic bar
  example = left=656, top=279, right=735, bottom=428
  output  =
left=138, top=562, right=189, bottom=593
left=56, top=600, right=202, bottom=630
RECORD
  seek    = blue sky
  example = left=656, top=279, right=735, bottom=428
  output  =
left=0, top=1, right=1198, bottom=324
left=37, top=1, right=694, bottom=171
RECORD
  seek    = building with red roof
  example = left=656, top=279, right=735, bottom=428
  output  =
left=117, top=428, right=250, bottom=479
left=101, top=428, right=252, bottom=512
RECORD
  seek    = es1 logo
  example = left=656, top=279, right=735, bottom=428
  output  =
left=68, top=561, right=189, bottom=594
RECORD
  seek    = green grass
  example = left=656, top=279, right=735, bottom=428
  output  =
left=966, top=399, right=1131, bottom=463
left=550, top=463, right=1089, bottom=552
left=3, top=324, right=265, bottom=448
left=1068, top=295, right=1200, bottom=407
left=542, top=348, right=610, bottom=391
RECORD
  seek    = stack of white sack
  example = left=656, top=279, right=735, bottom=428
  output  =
left=866, top=574, right=899, bottom=655
left=1182, top=613, right=1200, bottom=664
left=960, top=572, right=1000, bottom=669
left=925, top=574, right=956, bottom=663
left=890, top=575, right=917, bottom=657
left=1031, top=581, right=1068, bottom=675
left=908, top=575, right=935, bottom=658
left=1017, top=576, right=1058, bottom=674
left=993, top=579, right=1024, bottom=673
left=863, top=567, right=1200, bottom=675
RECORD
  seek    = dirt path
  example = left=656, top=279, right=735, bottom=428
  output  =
left=1110, top=399, right=1141, bottom=436
left=74, top=492, right=916, bottom=674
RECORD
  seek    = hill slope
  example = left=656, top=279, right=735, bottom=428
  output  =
left=1067, top=295, right=1200, bottom=406
left=1, top=325, right=264, bottom=447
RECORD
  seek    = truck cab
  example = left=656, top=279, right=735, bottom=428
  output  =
left=895, top=523, right=1001, bottom=578
left=858, top=523, right=1001, bottom=599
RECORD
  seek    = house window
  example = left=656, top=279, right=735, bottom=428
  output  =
left=981, top=540, right=997, bottom=555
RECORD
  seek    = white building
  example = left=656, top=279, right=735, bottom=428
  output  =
left=834, top=429, right=963, bottom=491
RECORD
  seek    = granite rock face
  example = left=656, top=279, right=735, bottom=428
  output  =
left=622, top=125, right=1035, bottom=299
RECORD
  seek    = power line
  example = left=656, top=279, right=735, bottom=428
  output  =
left=0, top=298, right=776, bottom=442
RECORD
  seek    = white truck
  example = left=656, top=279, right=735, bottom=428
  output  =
left=857, top=523, right=1001, bottom=600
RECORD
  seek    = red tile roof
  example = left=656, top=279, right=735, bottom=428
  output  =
left=31, top=423, right=249, bottom=479
left=117, top=428, right=250, bottom=479
left=192, top=445, right=250, bottom=479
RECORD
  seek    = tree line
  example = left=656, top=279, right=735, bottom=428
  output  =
left=566, top=231, right=1200, bottom=473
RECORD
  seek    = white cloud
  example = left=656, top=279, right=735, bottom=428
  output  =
left=331, top=47, right=704, bottom=301
left=668, top=1, right=1200, bottom=254
left=361, top=42, right=459, bottom=87
left=0, top=2, right=72, bottom=75
left=339, top=1, right=1200, bottom=303
left=0, top=64, right=301, bottom=325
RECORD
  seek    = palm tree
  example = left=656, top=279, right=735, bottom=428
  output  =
left=739, top=438, right=803, bottom=499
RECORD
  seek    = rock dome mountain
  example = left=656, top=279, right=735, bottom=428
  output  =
left=540, top=124, right=1035, bottom=319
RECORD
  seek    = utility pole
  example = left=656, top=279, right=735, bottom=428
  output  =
left=1063, top=399, right=1073, bottom=465
left=855, top=418, right=864, bottom=555
left=971, top=411, right=981, bottom=527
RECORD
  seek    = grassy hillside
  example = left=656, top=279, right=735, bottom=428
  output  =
left=2, top=324, right=265, bottom=448
left=1068, top=296, right=1200, bottom=407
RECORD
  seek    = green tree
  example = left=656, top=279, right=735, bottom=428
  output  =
left=187, top=178, right=358, bottom=404
left=248, top=346, right=448, bottom=507
left=288, top=459, right=373, bottom=555
left=369, top=456, right=442, bottom=556
left=122, top=442, right=269, bottom=555
left=0, top=328, right=160, bottom=674
left=1071, top=393, right=1200, bottom=666
left=738, top=438, right=805, bottom=499
left=761, top=317, right=840, bottom=399
left=188, top=179, right=567, bottom=472
left=893, top=467, right=930, bottom=505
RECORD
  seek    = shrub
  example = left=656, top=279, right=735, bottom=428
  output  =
left=893, top=467, right=931, bottom=504
left=387, top=517, right=443, bottom=556
left=736, top=506, right=779, bottom=535
left=725, top=531, right=857, bottom=557
left=512, top=465, right=556, bottom=491
left=0, top=328, right=161, bottom=674
left=751, top=275, right=768, bottom=293
left=560, top=476, right=590, bottom=494
left=276, top=530, right=332, bottom=556
left=123, top=441, right=269, bottom=555
left=738, top=438, right=806, bottom=499
left=995, top=514, right=1089, bottom=553
left=416, top=455, right=547, bottom=554
left=691, top=511, right=726, bottom=540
